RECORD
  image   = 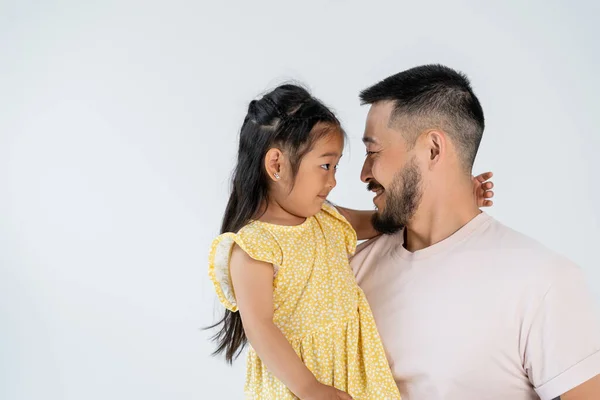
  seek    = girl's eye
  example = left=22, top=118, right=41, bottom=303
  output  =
left=321, top=164, right=331, bottom=170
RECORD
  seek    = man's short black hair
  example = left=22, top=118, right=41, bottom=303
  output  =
left=360, top=64, right=485, bottom=170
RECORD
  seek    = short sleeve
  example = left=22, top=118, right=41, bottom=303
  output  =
left=523, top=261, right=600, bottom=400
left=320, top=202, right=358, bottom=256
left=208, top=225, right=283, bottom=312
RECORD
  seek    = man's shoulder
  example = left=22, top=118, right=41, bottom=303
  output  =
left=356, top=230, right=403, bottom=256
left=481, top=217, right=565, bottom=257
left=351, top=231, right=403, bottom=274
left=475, top=216, right=579, bottom=278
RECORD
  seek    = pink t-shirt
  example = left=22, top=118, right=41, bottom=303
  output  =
left=351, top=212, right=600, bottom=400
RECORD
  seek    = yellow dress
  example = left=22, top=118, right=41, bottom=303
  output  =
left=208, top=202, right=400, bottom=399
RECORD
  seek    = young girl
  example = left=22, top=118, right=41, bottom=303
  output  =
left=208, top=84, right=493, bottom=399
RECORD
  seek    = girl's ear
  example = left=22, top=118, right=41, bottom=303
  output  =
left=265, top=148, right=284, bottom=181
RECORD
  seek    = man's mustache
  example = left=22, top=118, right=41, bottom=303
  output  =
left=367, top=181, right=384, bottom=192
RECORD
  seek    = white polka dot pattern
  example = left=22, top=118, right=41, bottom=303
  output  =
left=208, top=202, right=400, bottom=399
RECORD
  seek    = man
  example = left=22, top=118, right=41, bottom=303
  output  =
left=350, top=64, right=600, bottom=399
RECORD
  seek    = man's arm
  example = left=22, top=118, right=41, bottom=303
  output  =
left=523, top=261, right=600, bottom=400
left=559, top=374, right=600, bottom=399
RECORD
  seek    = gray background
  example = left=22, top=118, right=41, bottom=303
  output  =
left=1, top=0, right=598, bottom=399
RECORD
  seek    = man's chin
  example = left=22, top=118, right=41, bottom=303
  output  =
left=371, top=212, right=404, bottom=235
left=373, top=192, right=385, bottom=209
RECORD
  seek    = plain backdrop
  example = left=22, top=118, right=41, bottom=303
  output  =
left=1, top=1, right=599, bottom=399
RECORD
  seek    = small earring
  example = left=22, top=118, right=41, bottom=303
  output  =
left=274, top=173, right=280, bottom=180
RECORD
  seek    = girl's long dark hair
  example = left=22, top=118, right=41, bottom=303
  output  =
left=207, top=84, right=342, bottom=363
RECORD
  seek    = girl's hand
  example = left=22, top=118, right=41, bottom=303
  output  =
left=472, top=171, right=494, bottom=207
left=302, top=383, right=353, bottom=400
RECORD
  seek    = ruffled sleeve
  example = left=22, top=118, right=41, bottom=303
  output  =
left=208, top=224, right=283, bottom=312
left=320, top=202, right=358, bottom=256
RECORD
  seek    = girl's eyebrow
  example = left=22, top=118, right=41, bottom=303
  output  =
left=319, top=152, right=342, bottom=158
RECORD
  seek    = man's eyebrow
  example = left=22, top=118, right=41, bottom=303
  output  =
left=362, top=136, right=378, bottom=145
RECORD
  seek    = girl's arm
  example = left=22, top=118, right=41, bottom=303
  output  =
left=335, top=207, right=378, bottom=241
left=472, top=172, right=494, bottom=207
left=336, top=172, right=495, bottom=241
left=229, top=245, right=351, bottom=400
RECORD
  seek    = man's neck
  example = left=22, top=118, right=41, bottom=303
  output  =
left=404, top=185, right=481, bottom=252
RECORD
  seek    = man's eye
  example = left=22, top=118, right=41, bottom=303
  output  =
left=366, top=151, right=378, bottom=156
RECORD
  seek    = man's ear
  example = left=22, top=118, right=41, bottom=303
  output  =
left=424, top=129, right=446, bottom=169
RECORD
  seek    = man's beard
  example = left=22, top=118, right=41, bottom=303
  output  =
left=371, top=157, right=423, bottom=235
